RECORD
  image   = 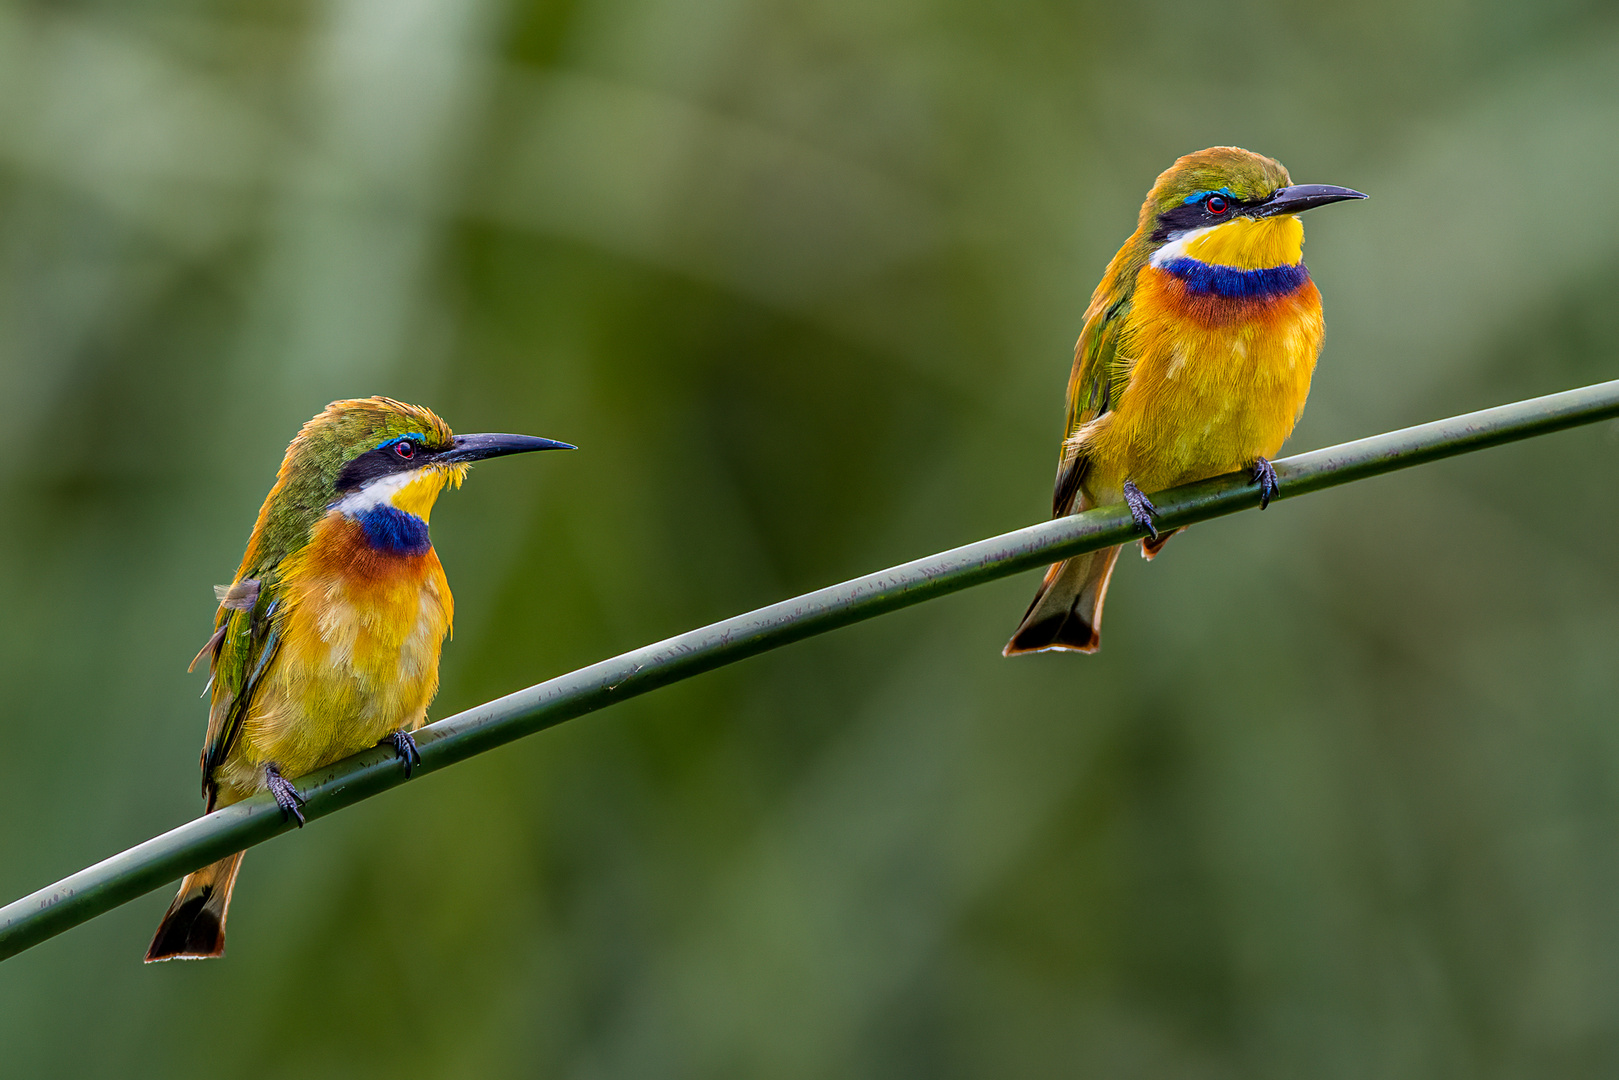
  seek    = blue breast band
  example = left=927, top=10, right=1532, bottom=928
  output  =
left=1160, top=258, right=1309, bottom=299
left=357, top=505, right=431, bottom=556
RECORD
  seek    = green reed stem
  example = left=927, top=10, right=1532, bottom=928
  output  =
left=4, top=378, right=1618, bottom=961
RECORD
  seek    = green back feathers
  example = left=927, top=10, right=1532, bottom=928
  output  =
left=236, top=398, right=454, bottom=577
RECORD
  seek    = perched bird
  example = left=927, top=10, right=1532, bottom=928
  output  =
left=1005, top=147, right=1364, bottom=655
left=146, top=397, right=573, bottom=961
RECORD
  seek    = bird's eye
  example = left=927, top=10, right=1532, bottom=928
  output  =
left=1205, top=194, right=1230, bottom=215
left=393, top=440, right=415, bottom=460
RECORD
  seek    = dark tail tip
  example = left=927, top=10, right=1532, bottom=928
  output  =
left=1003, top=610, right=1100, bottom=656
left=144, top=890, right=225, bottom=963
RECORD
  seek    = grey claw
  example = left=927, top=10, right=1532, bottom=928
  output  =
left=265, top=764, right=306, bottom=827
left=380, top=730, right=422, bottom=779
left=1122, top=481, right=1159, bottom=540
left=1252, top=457, right=1279, bottom=510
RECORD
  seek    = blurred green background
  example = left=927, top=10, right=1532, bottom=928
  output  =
left=3, top=0, right=1619, bottom=1075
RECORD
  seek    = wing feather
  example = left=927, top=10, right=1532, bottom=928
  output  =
left=198, top=574, right=283, bottom=807
left=1052, top=294, right=1131, bottom=515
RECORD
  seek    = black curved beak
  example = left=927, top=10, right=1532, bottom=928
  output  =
left=438, top=433, right=577, bottom=463
left=1253, top=184, right=1367, bottom=217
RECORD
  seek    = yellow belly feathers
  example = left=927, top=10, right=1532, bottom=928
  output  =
left=213, top=511, right=454, bottom=801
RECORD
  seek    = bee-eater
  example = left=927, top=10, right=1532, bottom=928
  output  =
left=1005, top=147, right=1364, bottom=655
left=145, top=397, right=574, bottom=961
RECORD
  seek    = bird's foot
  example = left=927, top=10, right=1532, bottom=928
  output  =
left=265, top=764, right=306, bottom=827
left=1122, top=481, right=1159, bottom=540
left=1251, top=457, right=1279, bottom=510
left=379, top=730, right=422, bottom=779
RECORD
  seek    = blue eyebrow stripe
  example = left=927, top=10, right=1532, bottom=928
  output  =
left=1183, top=186, right=1235, bottom=205
left=1160, top=258, right=1309, bottom=299
left=377, top=433, right=426, bottom=450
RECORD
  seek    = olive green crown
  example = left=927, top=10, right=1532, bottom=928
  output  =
left=1138, top=146, right=1291, bottom=224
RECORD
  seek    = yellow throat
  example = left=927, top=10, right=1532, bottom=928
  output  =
left=339, top=463, right=469, bottom=524
left=1181, top=215, right=1304, bottom=269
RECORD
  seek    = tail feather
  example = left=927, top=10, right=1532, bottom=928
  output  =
left=144, top=852, right=244, bottom=962
left=1140, top=526, right=1181, bottom=561
left=1003, top=545, right=1121, bottom=655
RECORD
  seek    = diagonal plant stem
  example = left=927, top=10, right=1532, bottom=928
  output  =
left=4, top=378, right=1619, bottom=962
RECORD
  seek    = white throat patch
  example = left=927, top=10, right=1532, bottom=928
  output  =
left=332, top=470, right=416, bottom=517
left=1149, top=224, right=1217, bottom=268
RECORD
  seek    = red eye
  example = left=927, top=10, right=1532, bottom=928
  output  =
left=393, top=440, right=415, bottom=460
left=1206, top=194, right=1230, bottom=215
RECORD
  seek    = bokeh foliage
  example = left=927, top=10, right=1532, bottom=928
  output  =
left=2, top=0, right=1619, bottom=1076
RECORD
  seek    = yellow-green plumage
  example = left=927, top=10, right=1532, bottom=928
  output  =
left=200, top=399, right=461, bottom=806
left=1006, top=147, right=1364, bottom=655
left=146, top=397, right=571, bottom=961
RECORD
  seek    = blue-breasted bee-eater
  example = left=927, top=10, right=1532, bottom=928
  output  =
left=145, top=397, right=573, bottom=961
left=1005, top=146, right=1364, bottom=655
